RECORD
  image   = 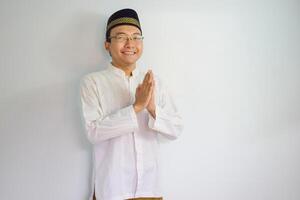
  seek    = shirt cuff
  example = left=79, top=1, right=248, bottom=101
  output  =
left=148, top=106, right=160, bottom=131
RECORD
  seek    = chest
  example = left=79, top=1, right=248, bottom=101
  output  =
left=96, top=75, right=139, bottom=113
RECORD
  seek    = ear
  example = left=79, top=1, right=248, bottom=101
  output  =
left=104, top=41, right=112, bottom=57
left=104, top=41, right=110, bottom=51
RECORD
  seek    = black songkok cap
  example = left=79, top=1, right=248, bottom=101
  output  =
left=106, top=8, right=142, bottom=42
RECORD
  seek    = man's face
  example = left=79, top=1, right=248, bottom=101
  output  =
left=105, top=25, right=143, bottom=67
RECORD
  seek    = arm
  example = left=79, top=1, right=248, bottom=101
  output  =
left=148, top=79, right=183, bottom=140
left=80, top=77, right=138, bottom=144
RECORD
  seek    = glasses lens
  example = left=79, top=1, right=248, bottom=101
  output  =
left=111, top=34, right=143, bottom=42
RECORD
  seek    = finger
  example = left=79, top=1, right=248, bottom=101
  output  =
left=143, top=71, right=150, bottom=85
left=149, top=83, right=154, bottom=98
left=136, top=84, right=141, bottom=91
left=151, top=79, right=155, bottom=93
left=145, top=70, right=153, bottom=83
left=142, top=76, right=151, bottom=92
left=148, top=71, right=153, bottom=84
left=147, top=73, right=154, bottom=90
left=146, top=80, right=153, bottom=94
left=147, top=69, right=153, bottom=80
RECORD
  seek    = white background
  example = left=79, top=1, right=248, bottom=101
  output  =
left=0, top=0, right=299, bottom=200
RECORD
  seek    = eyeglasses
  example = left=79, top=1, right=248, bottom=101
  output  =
left=109, top=34, right=144, bottom=43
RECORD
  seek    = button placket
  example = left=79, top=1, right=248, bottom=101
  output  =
left=128, top=76, right=143, bottom=193
left=127, top=76, right=136, bottom=104
left=135, top=134, right=144, bottom=192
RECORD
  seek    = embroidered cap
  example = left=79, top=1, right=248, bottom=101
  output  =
left=106, top=8, right=142, bottom=42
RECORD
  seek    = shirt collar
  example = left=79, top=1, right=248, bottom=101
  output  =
left=108, top=62, right=140, bottom=78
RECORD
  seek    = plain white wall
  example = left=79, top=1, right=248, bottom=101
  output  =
left=1, top=0, right=299, bottom=200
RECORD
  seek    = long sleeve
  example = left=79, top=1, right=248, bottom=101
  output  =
left=148, top=79, right=183, bottom=140
left=80, top=76, right=138, bottom=144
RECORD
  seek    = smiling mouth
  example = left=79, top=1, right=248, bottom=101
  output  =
left=122, top=51, right=136, bottom=55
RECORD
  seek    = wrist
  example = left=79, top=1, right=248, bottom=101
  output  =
left=148, top=108, right=156, bottom=119
left=133, top=103, right=143, bottom=113
left=147, top=105, right=156, bottom=113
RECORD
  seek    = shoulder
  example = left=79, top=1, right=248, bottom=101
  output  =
left=81, top=70, right=107, bottom=81
left=80, top=69, right=110, bottom=86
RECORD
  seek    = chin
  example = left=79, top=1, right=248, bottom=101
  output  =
left=122, top=58, right=139, bottom=65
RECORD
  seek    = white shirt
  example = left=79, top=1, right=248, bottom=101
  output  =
left=80, top=63, right=183, bottom=200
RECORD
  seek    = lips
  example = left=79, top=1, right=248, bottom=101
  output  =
left=122, top=51, right=136, bottom=55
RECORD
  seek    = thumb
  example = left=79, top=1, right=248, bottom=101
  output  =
left=137, top=84, right=142, bottom=90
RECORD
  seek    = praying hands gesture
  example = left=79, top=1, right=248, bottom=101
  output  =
left=133, top=70, right=156, bottom=118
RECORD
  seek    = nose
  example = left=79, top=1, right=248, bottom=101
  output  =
left=124, top=37, right=135, bottom=48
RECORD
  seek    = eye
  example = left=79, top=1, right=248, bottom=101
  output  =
left=133, top=35, right=143, bottom=40
left=116, top=35, right=126, bottom=40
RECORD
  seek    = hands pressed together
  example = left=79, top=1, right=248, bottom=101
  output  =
left=133, top=70, right=156, bottom=118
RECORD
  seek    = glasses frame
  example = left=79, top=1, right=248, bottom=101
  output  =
left=109, top=34, right=144, bottom=43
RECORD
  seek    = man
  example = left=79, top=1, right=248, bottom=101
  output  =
left=80, top=8, right=183, bottom=200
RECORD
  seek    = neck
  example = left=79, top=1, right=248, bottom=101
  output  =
left=111, top=61, right=136, bottom=76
